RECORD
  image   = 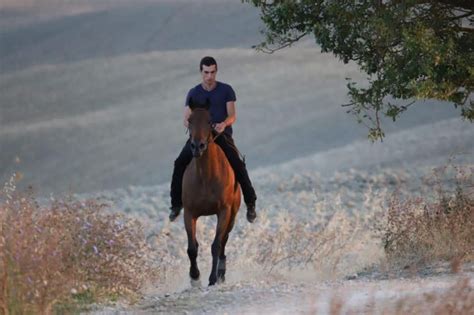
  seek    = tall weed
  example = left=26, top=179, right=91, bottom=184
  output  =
left=0, top=175, right=159, bottom=314
left=380, top=164, right=473, bottom=267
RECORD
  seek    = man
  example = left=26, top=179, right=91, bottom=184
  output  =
left=169, top=56, right=257, bottom=223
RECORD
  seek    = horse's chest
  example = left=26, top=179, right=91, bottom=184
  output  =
left=186, top=178, right=222, bottom=198
left=183, top=176, right=226, bottom=208
left=182, top=155, right=235, bottom=212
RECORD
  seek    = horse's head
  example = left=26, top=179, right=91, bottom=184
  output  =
left=188, top=97, right=213, bottom=158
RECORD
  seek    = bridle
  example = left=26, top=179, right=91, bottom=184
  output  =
left=187, top=113, right=245, bottom=162
left=187, top=108, right=223, bottom=146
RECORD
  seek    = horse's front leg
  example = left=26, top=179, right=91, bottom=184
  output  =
left=217, top=215, right=236, bottom=283
left=209, top=210, right=230, bottom=286
left=184, top=210, right=200, bottom=280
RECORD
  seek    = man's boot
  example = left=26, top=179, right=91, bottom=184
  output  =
left=169, top=205, right=183, bottom=222
left=246, top=202, right=257, bottom=223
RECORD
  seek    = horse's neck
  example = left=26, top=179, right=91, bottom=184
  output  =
left=195, top=142, right=222, bottom=179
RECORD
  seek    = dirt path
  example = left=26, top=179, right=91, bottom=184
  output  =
left=90, top=265, right=473, bottom=314
left=80, top=117, right=473, bottom=315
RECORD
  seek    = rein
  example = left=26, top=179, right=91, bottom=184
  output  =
left=187, top=108, right=245, bottom=162
left=211, top=124, right=222, bottom=142
left=211, top=127, right=246, bottom=163
left=187, top=124, right=246, bottom=163
left=187, top=124, right=222, bottom=143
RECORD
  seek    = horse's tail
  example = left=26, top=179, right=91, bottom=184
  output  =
left=233, top=178, right=240, bottom=193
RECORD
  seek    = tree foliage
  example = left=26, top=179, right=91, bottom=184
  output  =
left=244, top=0, right=474, bottom=140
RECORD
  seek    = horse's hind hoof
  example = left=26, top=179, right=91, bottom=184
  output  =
left=217, top=269, right=226, bottom=282
left=217, top=257, right=226, bottom=283
left=217, top=273, right=225, bottom=284
left=246, top=209, right=257, bottom=223
left=209, top=274, right=217, bottom=286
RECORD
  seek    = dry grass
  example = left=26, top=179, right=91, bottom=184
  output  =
left=379, top=164, right=474, bottom=268
left=0, top=174, right=160, bottom=314
left=241, top=210, right=364, bottom=275
left=153, top=206, right=376, bottom=282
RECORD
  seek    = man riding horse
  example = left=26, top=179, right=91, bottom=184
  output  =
left=169, top=56, right=257, bottom=223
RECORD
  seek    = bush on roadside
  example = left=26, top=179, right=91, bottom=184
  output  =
left=381, top=164, right=473, bottom=267
left=0, top=174, right=159, bottom=315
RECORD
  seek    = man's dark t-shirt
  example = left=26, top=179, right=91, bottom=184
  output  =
left=185, top=81, right=236, bottom=135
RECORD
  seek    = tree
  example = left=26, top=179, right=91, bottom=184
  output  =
left=244, top=0, right=473, bottom=140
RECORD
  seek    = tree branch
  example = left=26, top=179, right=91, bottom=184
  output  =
left=254, top=32, right=309, bottom=54
left=435, top=0, right=474, bottom=11
left=458, top=26, right=474, bottom=33
left=447, top=11, right=473, bottom=20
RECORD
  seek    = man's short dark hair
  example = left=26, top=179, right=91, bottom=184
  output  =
left=200, top=56, right=217, bottom=71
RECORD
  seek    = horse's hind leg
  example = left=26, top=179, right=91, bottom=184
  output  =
left=184, top=210, right=200, bottom=280
left=217, top=234, right=228, bottom=283
left=217, top=215, right=236, bottom=283
left=209, top=209, right=230, bottom=286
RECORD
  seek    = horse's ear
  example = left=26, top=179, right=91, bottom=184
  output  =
left=188, top=97, right=195, bottom=110
left=204, top=98, right=210, bottom=110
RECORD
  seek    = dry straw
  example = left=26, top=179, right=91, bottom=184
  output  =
left=0, top=174, right=160, bottom=314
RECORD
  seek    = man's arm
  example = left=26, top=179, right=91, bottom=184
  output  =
left=183, top=106, right=192, bottom=128
left=214, top=101, right=236, bottom=133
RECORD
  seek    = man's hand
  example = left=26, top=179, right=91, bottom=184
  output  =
left=183, top=106, right=191, bottom=128
left=214, top=122, right=227, bottom=134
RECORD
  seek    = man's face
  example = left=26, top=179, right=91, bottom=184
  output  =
left=201, top=64, right=217, bottom=86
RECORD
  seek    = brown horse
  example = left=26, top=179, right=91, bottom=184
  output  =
left=182, top=98, right=241, bottom=286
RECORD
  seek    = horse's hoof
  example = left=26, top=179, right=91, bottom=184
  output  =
left=246, top=210, right=257, bottom=223
left=190, top=268, right=200, bottom=280
left=209, top=275, right=217, bottom=286
left=217, top=267, right=226, bottom=280
left=217, top=273, right=225, bottom=283
left=217, top=257, right=226, bottom=283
